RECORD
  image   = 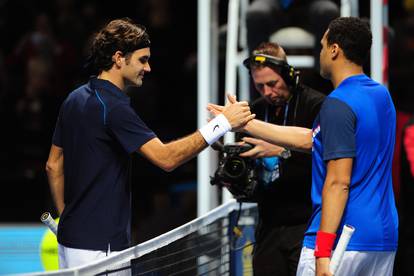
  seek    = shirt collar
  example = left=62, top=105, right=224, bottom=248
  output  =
left=337, top=73, right=367, bottom=89
left=89, top=77, right=130, bottom=102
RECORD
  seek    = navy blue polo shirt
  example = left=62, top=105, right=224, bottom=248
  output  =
left=53, top=78, right=156, bottom=251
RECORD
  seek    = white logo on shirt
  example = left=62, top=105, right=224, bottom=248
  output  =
left=312, top=124, right=321, bottom=152
left=312, top=124, right=321, bottom=139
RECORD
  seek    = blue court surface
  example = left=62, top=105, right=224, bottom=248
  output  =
left=0, top=224, right=47, bottom=275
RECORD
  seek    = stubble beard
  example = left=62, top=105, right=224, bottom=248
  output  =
left=271, top=98, right=286, bottom=107
left=320, top=66, right=331, bottom=81
left=125, top=75, right=143, bottom=88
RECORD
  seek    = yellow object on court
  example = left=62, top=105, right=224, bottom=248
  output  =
left=39, top=217, right=59, bottom=271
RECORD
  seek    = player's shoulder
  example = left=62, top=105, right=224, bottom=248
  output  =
left=320, top=96, right=355, bottom=120
left=65, top=83, right=90, bottom=101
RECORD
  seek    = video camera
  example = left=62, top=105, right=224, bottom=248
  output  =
left=210, top=142, right=259, bottom=202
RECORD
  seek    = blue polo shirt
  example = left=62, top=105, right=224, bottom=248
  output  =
left=53, top=78, right=156, bottom=251
left=304, top=74, right=398, bottom=251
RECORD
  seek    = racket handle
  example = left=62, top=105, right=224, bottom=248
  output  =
left=329, top=224, right=355, bottom=274
left=40, top=212, right=58, bottom=236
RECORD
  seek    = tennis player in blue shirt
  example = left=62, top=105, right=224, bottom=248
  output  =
left=208, top=17, right=398, bottom=276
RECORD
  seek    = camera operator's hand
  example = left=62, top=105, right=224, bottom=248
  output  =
left=208, top=95, right=255, bottom=131
left=239, top=137, right=286, bottom=159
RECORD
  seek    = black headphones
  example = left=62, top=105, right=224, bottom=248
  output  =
left=243, top=54, right=300, bottom=89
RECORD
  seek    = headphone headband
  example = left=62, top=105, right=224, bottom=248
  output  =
left=242, top=54, right=288, bottom=70
left=243, top=53, right=300, bottom=89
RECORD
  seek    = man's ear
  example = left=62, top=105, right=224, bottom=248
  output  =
left=331, top=44, right=340, bottom=60
left=112, top=51, right=124, bottom=68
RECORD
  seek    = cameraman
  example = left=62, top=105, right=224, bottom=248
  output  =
left=240, top=42, right=325, bottom=276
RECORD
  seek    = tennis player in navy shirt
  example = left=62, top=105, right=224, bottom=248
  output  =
left=208, top=17, right=398, bottom=276
left=46, top=18, right=255, bottom=268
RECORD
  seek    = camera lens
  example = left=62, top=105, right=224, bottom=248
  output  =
left=224, top=157, right=246, bottom=178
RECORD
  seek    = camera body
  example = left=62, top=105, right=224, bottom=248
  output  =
left=210, top=143, right=259, bottom=202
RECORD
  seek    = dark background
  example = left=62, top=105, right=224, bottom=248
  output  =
left=0, top=0, right=199, bottom=244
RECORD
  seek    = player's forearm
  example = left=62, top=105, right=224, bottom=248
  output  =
left=161, top=132, right=208, bottom=172
left=243, top=119, right=313, bottom=153
left=51, top=179, right=65, bottom=216
left=46, top=167, right=65, bottom=216
left=319, top=178, right=350, bottom=234
left=45, top=146, right=65, bottom=215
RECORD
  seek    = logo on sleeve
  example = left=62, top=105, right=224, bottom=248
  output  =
left=312, top=124, right=321, bottom=152
left=312, top=124, right=321, bottom=139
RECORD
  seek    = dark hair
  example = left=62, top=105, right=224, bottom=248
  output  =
left=89, top=18, right=151, bottom=73
left=326, top=17, right=372, bottom=66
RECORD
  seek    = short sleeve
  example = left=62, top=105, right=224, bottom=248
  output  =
left=320, top=97, right=356, bottom=161
left=52, top=105, right=64, bottom=147
left=108, top=104, right=157, bottom=154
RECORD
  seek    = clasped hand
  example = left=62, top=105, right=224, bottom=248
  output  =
left=207, top=94, right=255, bottom=131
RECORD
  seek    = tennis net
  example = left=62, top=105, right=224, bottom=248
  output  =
left=27, top=200, right=257, bottom=276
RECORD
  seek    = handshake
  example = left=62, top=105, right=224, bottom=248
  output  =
left=209, top=94, right=255, bottom=131
left=199, top=95, right=255, bottom=146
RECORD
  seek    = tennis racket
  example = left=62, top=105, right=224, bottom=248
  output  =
left=329, top=224, right=355, bottom=274
left=40, top=212, right=58, bottom=236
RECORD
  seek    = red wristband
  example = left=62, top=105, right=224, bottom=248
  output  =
left=314, top=231, right=337, bottom=258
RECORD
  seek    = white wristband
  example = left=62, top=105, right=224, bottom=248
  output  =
left=199, top=114, right=232, bottom=145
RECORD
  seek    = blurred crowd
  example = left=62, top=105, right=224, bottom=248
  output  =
left=0, top=0, right=198, bottom=243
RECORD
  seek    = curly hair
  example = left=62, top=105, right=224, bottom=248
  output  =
left=326, top=17, right=372, bottom=66
left=89, top=18, right=151, bottom=73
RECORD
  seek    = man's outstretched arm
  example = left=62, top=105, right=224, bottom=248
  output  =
left=243, top=119, right=313, bottom=153
left=139, top=132, right=206, bottom=172
left=139, top=95, right=255, bottom=171
left=207, top=102, right=313, bottom=153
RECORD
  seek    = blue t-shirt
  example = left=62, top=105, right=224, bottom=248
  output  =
left=304, top=74, right=398, bottom=251
left=53, top=78, right=156, bottom=251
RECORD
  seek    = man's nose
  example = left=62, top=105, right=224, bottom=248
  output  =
left=263, top=85, right=273, bottom=96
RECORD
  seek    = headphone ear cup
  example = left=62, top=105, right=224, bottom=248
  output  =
left=286, top=66, right=299, bottom=90
left=289, top=67, right=294, bottom=83
left=293, top=70, right=300, bottom=89
left=285, top=66, right=295, bottom=87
